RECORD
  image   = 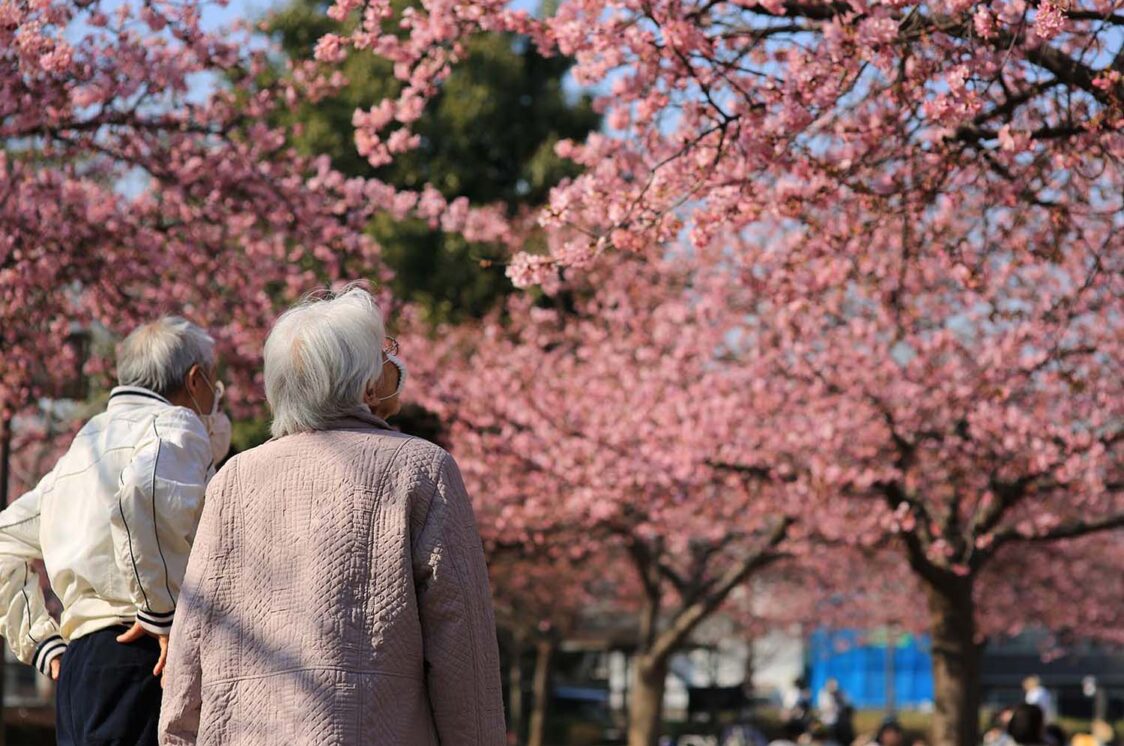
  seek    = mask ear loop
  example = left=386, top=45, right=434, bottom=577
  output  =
left=211, top=380, right=225, bottom=412
left=188, top=367, right=224, bottom=417
left=376, top=355, right=407, bottom=401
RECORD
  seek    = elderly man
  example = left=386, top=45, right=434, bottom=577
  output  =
left=160, top=286, right=504, bottom=745
left=0, top=317, right=229, bottom=746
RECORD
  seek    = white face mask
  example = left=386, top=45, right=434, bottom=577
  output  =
left=376, top=354, right=408, bottom=401
left=192, top=371, right=232, bottom=464
left=205, top=411, right=232, bottom=464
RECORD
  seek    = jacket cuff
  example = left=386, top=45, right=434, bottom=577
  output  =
left=137, top=609, right=175, bottom=635
left=33, top=636, right=66, bottom=676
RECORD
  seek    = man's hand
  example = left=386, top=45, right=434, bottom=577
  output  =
left=50, top=657, right=61, bottom=681
left=116, top=621, right=170, bottom=677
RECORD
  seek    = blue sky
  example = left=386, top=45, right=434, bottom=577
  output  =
left=204, top=0, right=542, bottom=30
left=202, top=0, right=279, bottom=30
left=187, top=0, right=588, bottom=105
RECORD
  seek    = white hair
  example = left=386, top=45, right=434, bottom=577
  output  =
left=264, top=286, right=385, bottom=438
left=117, top=316, right=215, bottom=397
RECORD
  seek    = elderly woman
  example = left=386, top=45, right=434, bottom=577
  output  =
left=159, top=288, right=505, bottom=745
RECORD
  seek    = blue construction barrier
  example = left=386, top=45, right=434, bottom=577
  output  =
left=807, top=629, right=933, bottom=709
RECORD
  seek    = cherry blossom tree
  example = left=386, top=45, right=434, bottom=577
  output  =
left=2, top=0, right=390, bottom=421
left=1, top=0, right=522, bottom=423
left=709, top=185, right=1123, bottom=742
left=407, top=234, right=1121, bottom=746
left=332, top=0, right=1124, bottom=742
left=405, top=256, right=815, bottom=746
left=331, top=0, right=1124, bottom=285
left=9, top=4, right=1122, bottom=746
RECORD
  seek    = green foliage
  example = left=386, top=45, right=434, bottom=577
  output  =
left=266, top=0, right=600, bottom=322
left=230, top=415, right=273, bottom=455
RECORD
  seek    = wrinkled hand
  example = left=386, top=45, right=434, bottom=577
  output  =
left=116, top=622, right=170, bottom=678
left=50, top=657, right=61, bottom=681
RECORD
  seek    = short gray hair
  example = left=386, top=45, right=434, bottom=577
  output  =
left=264, top=286, right=385, bottom=438
left=117, top=317, right=215, bottom=397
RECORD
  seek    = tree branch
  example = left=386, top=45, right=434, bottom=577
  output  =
left=648, top=518, right=792, bottom=663
left=971, top=474, right=1036, bottom=539
left=988, top=512, right=1124, bottom=554
left=627, top=538, right=664, bottom=651
left=747, top=2, right=1123, bottom=105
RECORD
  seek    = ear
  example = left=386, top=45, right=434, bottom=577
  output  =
left=362, top=378, right=379, bottom=406
left=183, top=364, right=204, bottom=396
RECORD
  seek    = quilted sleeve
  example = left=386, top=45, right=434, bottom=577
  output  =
left=412, top=451, right=506, bottom=745
left=159, top=459, right=235, bottom=746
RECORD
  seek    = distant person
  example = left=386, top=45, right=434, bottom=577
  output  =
left=872, top=720, right=905, bottom=746
left=1092, top=720, right=1117, bottom=745
left=1008, top=703, right=1047, bottom=746
left=159, top=287, right=505, bottom=745
left=1024, top=676, right=1057, bottom=722
left=723, top=723, right=769, bottom=746
left=1043, top=723, right=1066, bottom=746
left=984, top=706, right=1016, bottom=746
left=805, top=723, right=840, bottom=746
left=834, top=702, right=856, bottom=746
left=770, top=719, right=807, bottom=746
left=783, top=677, right=813, bottom=730
left=817, top=678, right=844, bottom=729
left=0, top=317, right=227, bottom=746
left=817, top=679, right=852, bottom=745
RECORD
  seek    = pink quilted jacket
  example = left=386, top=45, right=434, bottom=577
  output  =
left=159, top=411, right=506, bottom=745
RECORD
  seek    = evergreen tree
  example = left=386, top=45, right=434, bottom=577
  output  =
left=266, top=0, right=599, bottom=322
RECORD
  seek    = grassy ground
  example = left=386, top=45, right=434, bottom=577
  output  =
left=852, top=710, right=932, bottom=741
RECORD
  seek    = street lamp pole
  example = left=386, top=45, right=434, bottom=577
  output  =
left=885, top=627, right=897, bottom=719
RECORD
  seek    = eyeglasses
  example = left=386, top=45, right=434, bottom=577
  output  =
left=383, top=336, right=399, bottom=357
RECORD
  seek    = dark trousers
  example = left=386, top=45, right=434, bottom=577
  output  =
left=56, top=626, right=161, bottom=746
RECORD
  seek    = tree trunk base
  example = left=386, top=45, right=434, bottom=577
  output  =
left=628, top=656, right=668, bottom=746
left=926, top=579, right=982, bottom=746
left=528, top=639, right=555, bottom=746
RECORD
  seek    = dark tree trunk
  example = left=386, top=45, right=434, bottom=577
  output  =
left=508, top=631, right=525, bottom=745
left=925, top=577, right=982, bottom=746
left=527, top=638, right=556, bottom=746
left=627, top=654, right=668, bottom=746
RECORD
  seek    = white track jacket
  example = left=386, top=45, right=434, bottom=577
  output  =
left=0, top=386, right=214, bottom=675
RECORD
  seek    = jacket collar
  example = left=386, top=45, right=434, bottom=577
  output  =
left=108, top=386, right=172, bottom=407
left=320, top=407, right=391, bottom=432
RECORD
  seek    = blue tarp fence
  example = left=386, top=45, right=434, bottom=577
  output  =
left=808, top=629, right=934, bottom=709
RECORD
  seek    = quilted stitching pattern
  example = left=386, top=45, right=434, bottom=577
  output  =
left=159, top=418, right=505, bottom=745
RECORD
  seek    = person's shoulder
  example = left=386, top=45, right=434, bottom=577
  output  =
left=391, top=434, right=447, bottom=461
left=382, top=433, right=452, bottom=476
left=367, top=432, right=464, bottom=490
left=152, top=405, right=208, bottom=440
left=68, top=410, right=111, bottom=442
left=208, top=451, right=243, bottom=489
left=224, top=436, right=286, bottom=471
